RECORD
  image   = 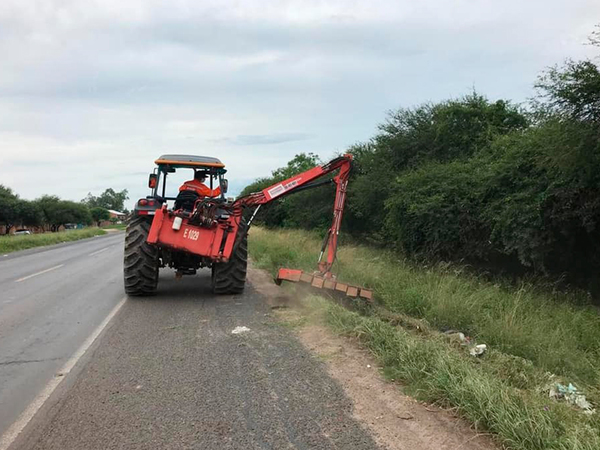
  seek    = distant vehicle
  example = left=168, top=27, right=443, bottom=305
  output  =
left=14, top=229, right=31, bottom=236
left=64, top=223, right=84, bottom=230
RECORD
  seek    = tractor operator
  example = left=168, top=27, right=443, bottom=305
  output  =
left=179, top=171, right=221, bottom=198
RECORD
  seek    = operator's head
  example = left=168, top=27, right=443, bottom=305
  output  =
left=194, top=171, right=207, bottom=182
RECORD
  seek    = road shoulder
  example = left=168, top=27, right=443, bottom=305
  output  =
left=247, top=267, right=498, bottom=450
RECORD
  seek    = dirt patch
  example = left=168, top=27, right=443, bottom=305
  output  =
left=247, top=266, right=498, bottom=450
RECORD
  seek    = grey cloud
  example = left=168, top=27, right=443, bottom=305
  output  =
left=213, top=133, right=313, bottom=146
left=0, top=4, right=571, bottom=102
left=0, top=0, right=599, bottom=207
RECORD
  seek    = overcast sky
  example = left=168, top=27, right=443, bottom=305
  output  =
left=0, top=0, right=598, bottom=208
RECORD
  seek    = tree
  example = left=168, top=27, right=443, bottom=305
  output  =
left=588, top=24, right=600, bottom=47
left=82, top=188, right=129, bottom=211
left=38, top=195, right=92, bottom=231
left=271, top=153, right=321, bottom=180
left=535, top=60, right=600, bottom=123
left=0, top=185, right=19, bottom=234
left=376, top=93, right=528, bottom=171
left=15, top=200, right=43, bottom=228
left=91, top=207, right=110, bottom=226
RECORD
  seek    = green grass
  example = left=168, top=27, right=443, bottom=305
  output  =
left=248, top=226, right=600, bottom=450
left=325, top=302, right=600, bottom=450
left=102, top=223, right=127, bottom=230
left=0, top=228, right=107, bottom=254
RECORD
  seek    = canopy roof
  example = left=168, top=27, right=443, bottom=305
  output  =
left=155, top=154, right=225, bottom=170
left=154, top=155, right=227, bottom=174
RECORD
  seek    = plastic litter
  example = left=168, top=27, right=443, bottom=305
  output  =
left=469, top=344, right=487, bottom=357
left=444, top=330, right=487, bottom=357
left=444, top=330, right=468, bottom=344
left=231, top=326, right=251, bottom=335
left=549, top=383, right=595, bottom=415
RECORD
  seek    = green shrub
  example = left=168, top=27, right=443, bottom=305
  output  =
left=242, top=59, right=600, bottom=292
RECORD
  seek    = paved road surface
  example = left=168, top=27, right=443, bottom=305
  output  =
left=1, top=233, right=382, bottom=449
left=0, top=232, right=126, bottom=441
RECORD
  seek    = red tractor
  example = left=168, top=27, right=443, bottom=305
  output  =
left=123, top=154, right=372, bottom=300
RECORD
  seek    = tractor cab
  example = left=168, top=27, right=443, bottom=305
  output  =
left=135, top=154, right=229, bottom=217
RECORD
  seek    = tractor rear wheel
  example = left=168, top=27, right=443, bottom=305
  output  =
left=212, top=219, right=248, bottom=295
left=124, top=216, right=159, bottom=296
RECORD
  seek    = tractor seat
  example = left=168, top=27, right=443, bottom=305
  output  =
left=174, top=190, right=200, bottom=211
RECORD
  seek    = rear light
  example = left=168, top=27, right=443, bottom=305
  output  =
left=139, top=199, right=148, bottom=206
left=148, top=200, right=155, bottom=206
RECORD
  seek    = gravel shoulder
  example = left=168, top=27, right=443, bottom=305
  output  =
left=12, top=269, right=382, bottom=450
left=247, top=267, right=498, bottom=450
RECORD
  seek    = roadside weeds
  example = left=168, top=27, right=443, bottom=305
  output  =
left=0, top=228, right=106, bottom=254
left=248, top=227, right=600, bottom=450
left=248, top=267, right=497, bottom=450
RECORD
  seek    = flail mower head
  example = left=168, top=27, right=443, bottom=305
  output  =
left=264, top=154, right=373, bottom=302
left=275, top=268, right=374, bottom=302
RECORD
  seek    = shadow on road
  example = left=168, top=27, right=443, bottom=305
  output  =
left=127, top=268, right=233, bottom=303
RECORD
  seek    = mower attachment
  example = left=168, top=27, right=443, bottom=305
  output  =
left=276, top=268, right=373, bottom=302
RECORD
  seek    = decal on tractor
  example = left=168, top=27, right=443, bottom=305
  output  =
left=183, top=228, right=200, bottom=241
left=266, top=179, right=299, bottom=200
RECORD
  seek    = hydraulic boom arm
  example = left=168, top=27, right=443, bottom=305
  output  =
left=235, top=154, right=373, bottom=301
left=235, top=154, right=352, bottom=276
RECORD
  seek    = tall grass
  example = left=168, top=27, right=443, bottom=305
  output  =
left=0, top=228, right=106, bottom=254
left=249, top=227, right=600, bottom=388
left=324, top=302, right=600, bottom=450
left=249, top=226, right=600, bottom=448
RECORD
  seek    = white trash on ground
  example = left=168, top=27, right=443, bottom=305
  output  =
left=469, top=344, right=487, bottom=357
left=231, top=326, right=251, bottom=335
left=444, top=330, right=487, bottom=357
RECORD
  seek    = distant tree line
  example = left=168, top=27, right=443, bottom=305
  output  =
left=241, top=32, right=600, bottom=292
left=0, top=187, right=128, bottom=234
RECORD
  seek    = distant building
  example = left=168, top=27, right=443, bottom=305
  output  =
left=107, top=210, right=127, bottom=222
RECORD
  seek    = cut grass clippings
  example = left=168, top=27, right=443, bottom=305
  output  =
left=248, top=226, right=600, bottom=450
left=0, top=228, right=107, bottom=254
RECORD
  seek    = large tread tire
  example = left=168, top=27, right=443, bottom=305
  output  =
left=124, top=216, right=159, bottom=296
left=212, top=219, right=248, bottom=295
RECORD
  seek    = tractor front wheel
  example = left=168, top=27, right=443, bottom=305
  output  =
left=212, top=219, right=248, bottom=294
left=124, top=216, right=159, bottom=296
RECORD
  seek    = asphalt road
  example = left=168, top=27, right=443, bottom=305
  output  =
left=0, top=232, right=126, bottom=442
left=1, top=233, right=382, bottom=449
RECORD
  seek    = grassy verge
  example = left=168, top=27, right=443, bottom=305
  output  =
left=102, top=223, right=127, bottom=230
left=249, top=227, right=600, bottom=450
left=0, top=228, right=107, bottom=254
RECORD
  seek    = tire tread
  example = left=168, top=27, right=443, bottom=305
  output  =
left=123, top=217, right=159, bottom=296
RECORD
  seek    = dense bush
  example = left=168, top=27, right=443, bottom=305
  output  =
left=241, top=57, right=600, bottom=292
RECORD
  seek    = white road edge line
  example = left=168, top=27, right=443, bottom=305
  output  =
left=14, top=264, right=64, bottom=283
left=0, top=296, right=127, bottom=450
left=89, top=247, right=109, bottom=256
